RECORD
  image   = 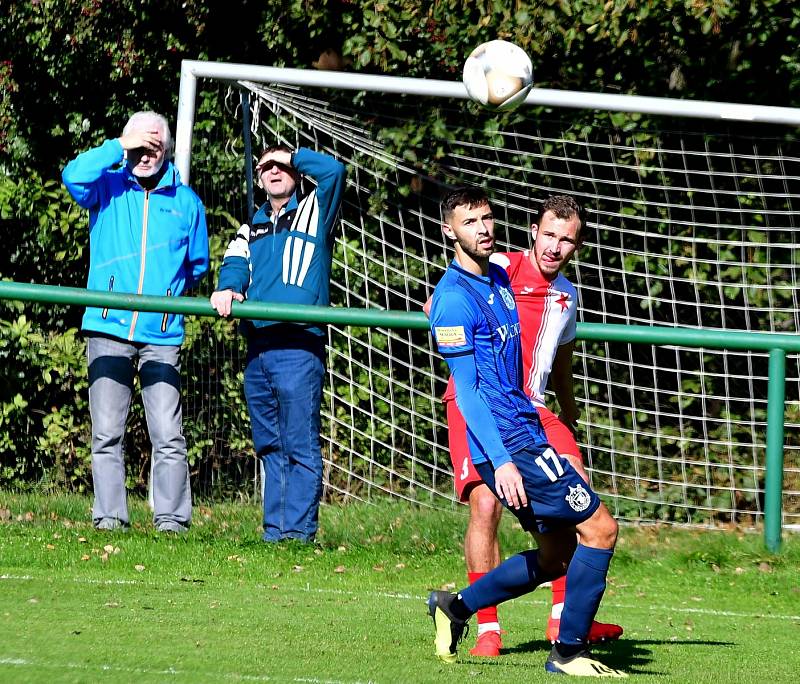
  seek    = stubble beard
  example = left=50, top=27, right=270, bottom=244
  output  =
left=455, top=236, right=493, bottom=273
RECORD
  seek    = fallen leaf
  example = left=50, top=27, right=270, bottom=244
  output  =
left=292, top=565, right=304, bottom=572
left=80, top=555, right=90, bottom=561
left=77, top=537, right=87, bottom=543
left=334, top=565, right=346, bottom=573
left=134, top=564, right=145, bottom=572
left=103, top=544, right=115, bottom=553
left=45, top=544, right=55, bottom=550
left=395, top=563, right=406, bottom=569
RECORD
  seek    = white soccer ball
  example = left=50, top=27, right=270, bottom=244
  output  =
left=462, top=40, right=533, bottom=111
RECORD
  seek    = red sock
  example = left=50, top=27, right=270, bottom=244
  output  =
left=468, top=572, right=499, bottom=630
left=550, top=574, right=566, bottom=618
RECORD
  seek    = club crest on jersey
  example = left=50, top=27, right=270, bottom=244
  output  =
left=498, top=286, right=515, bottom=310
left=565, top=483, right=591, bottom=512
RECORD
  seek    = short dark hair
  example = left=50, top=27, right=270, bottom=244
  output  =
left=536, top=195, right=589, bottom=241
left=441, top=186, right=491, bottom=222
left=257, top=143, right=292, bottom=159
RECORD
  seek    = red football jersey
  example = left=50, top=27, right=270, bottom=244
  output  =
left=443, top=251, right=577, bottom=407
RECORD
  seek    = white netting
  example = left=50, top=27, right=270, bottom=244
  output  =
left=188, top=79, right=800, bottom=527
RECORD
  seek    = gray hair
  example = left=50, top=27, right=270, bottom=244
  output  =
left=122, top=111, right=174, bottom=158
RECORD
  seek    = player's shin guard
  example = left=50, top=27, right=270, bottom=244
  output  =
left=557, top=544, right=613, bottom=645
left=459, top=549, right=550, bottom=611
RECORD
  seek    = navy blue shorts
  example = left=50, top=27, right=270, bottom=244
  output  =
left=475, top=445, right=601, bottom=535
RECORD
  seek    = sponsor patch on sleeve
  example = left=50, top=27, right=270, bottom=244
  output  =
left=435, top=325, right=467, bottom=347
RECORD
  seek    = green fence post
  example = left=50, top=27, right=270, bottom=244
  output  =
left=764, top=348, right=787, bottom=553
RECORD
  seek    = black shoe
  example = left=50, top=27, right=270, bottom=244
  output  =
left=427, top=590, right=469, bottom=663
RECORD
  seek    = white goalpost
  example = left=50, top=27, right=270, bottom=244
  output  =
left=175, top=59, right=800, bottom=531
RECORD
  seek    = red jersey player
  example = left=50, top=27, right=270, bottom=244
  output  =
left=442, top=195, right=623, bottom=656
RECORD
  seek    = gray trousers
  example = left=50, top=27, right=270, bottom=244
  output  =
left=87, top=334, right=191, bottom=528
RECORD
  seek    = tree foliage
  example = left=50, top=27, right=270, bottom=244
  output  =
left=1, top=0, right=798, bottom=495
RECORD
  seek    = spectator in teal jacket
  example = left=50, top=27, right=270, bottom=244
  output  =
left=62, top=110, right=209, bottom=533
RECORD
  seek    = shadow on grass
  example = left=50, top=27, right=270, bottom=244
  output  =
left=500, top=637, right=735, bottom=676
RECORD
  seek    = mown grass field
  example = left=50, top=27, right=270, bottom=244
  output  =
left=1, top=492, right=799, bottom=683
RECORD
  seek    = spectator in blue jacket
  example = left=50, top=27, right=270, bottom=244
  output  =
left=62, top=111, right=209, bottom=533
left=211, top=144, right=346, bottom=543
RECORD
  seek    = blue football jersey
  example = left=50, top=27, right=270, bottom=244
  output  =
left=430, top=260, right=547, bottom=466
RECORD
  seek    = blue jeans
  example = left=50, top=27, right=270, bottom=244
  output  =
left=244, top=326, right=326, bottom=542
left=87, top=334, right=191, bottom=529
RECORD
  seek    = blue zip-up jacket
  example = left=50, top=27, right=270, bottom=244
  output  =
left=62, top=138, right=209, bottom=345
left=216, top=147, right=346, bottom=337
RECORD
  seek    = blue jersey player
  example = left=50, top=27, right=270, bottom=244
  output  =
left=427, top=187, right=627, bottom=678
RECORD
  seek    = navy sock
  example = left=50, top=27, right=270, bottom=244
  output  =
left=557, top=544, right=614, bottom=646
left=459, top=550, right=554, bottom=613
left=554, top=641, right=586, bottom=659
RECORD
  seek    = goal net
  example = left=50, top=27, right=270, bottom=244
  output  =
left=185, top=76, right=800, bottom=528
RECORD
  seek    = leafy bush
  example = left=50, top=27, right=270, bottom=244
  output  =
left=2, top=0, right=799, bottom=504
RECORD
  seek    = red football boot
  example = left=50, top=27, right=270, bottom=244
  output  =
left=546, top=617, right=623, bottom=644
left=469, top=630, right=503, bottom=657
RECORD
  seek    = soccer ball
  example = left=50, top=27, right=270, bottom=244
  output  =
left=462, top=40, right=533, bottom=111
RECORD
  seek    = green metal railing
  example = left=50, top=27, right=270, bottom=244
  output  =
left=2, top=280, right=798, bottom=551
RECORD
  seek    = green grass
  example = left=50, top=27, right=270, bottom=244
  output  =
left=1, top=492, right=799, bottom=683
